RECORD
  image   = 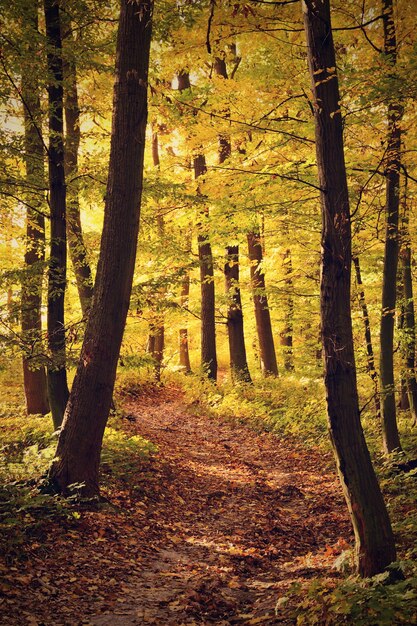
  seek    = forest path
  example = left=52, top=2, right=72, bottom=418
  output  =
left=90, top=385, right=350, bottom=625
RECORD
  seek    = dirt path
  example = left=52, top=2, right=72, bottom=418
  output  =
left=1, top=385, right=351, bottom=625
left=90, top=386, right=351, bottom=625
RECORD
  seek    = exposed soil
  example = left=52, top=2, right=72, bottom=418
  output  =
left=1, top=385, right=351, bottom=625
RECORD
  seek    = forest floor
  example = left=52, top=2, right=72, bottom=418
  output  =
left=1, top=384, right=352, bottom=625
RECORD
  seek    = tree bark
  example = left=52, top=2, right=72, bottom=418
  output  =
left=400, top=198, right=417, bottom=425
left=194, top=154, right=217, bottom=381
left=225, top=246, right=251, bottom=382
left=303, top=0, right=397, bottom=577
left=61, top=13, right=94, bottom=318
left=247, top=231, right=278, bottom=376
left=280, top=247, right=295, bottom=371
left=49, top=0, right=153, bottom=496
left=353, top=256, right=381, bottom=420
left=379, top=0, right=403, bottom=453
left=44, top=0, right=69, bottom=429
left=213, top=54, right=251, bottom=383
left=177, top=71, right=192, bottom=374
left=146, top=130, right=165, bottom=382
left=21, top=2, right=49, bottom=416
left=179, top=234, right=192, bottom=373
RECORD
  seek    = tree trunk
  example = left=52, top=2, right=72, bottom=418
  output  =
left=400, top=199, right=417, bottom=424
left=280, top=247, right=295, bottom=371
left=62, top=13, right=94, bottom=318
left=303, top=0, right=397, bottom=577
left=21, top=2, right=49, bottom=416
left=194, top=154, right=217, bottom=381
left=146, top=130, right=165, bottom=382
left=353, top=256, right=381, bottom=420
left=179, top=237, right=192, bottom=373
left=247, top=231, right=278, bottom=376
left=213, top=53, right=251, bottom=383
left=49, top=0, right=153, bottom=496
left=44, top=0, right=69, bottom=429
left=379, top=0, right=403, bottom=453
left=225, top=246, right=251, bottom=383
left=177, top=71, right=192, bottom=374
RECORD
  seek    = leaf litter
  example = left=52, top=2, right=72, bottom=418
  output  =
left=1, top=385, right=351, bottom=625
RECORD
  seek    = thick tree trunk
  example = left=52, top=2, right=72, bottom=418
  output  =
left=225, top=246, right=251, bottom=383
left=353, top=256, right=381, bottom=420
left=49, top=0, right=153, bottom=496
left=247, top=231, right=278, bottom=377
left=21, top=3, right=49, bottom=416
left=194, top=154, right=217, bottom=381
left=303, top=0, right=396, bottom=577
left=62, top=14, right=94, bottom=318
left=44, top=0, right=69, bottom=428
left=379, top=0, right=403, bottom=453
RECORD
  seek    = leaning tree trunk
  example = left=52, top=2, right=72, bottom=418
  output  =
left=21, top=2, right=49, bottom=416
left=44, top=0, right=69, bottom=428
left=49, top=0, right=153, bottom=496
left=194, top=154, right=217, bottom=381
left=247, top=231, right=278, bottom=376
left=303, top=0, right=396, bottom=577
left=379, top=0, right=403, bottom=453
left=214, top=54, right=251, bottom=383
left=353, top=256, right=381, bottom=420
left=62, top=13, right=94, bottom=317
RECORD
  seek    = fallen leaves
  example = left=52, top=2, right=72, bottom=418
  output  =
left=1, top=385, right=351, bottom=625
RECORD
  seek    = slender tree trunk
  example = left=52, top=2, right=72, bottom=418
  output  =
left=194, top=154, right=217, bottom=381
left=179, top=234, right=192, bottom=373
left=353, top=256, right=381, bottom=420
left=397, top=274, right=410, bottom=410
left=146, top=130, right=165, bottom=382
left=213, top=54, right=251, bottom=382
left=61, top=13, right=94, bottom=317
left=177, top=71, right=192, bottom=373
left=303, top=0, right=396, bottom=577
left=49, top=0, right=153, bottom=496
left=44, top=0, right=69, bottom=428
left=379, top=0, right=403, bottom=453
left=280, top=247, right=295, bottom=371
left=247, top=231, right=278, bottom=376
left=21, top=2, right=49, bottom=416
left=400, top=195, right=417, bottom=424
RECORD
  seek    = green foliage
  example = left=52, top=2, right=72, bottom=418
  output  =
left=285, top=568, right=417, bottom=625
left=168, top=370, right=329, bottom=446
left=0, top=480, right=77, bottom=563
left=101, top=422, right=157, bottom=482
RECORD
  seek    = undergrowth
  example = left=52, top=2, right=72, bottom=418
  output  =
left=0, top=369, right=155, bottom=563
left=166, top=370, right=330, bottom=448
left=3, top=363, right=417, bottom=623
left=159, top=370, right=417, bottom=625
